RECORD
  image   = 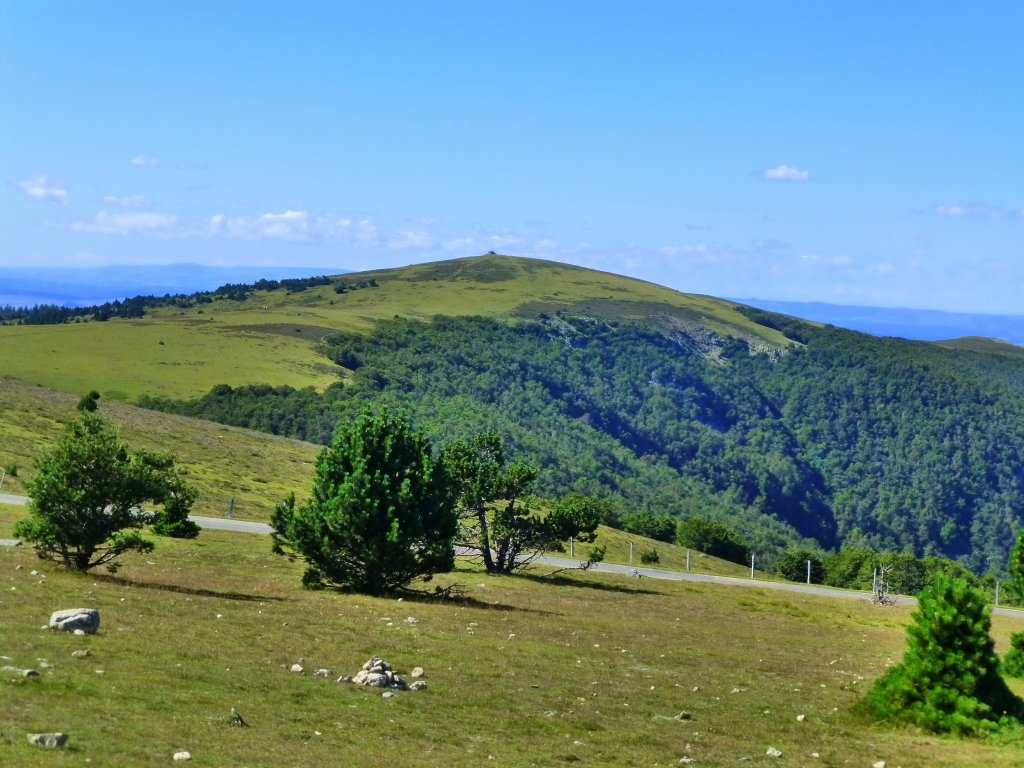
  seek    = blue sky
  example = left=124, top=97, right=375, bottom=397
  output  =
left=2, top=1, right=1023, bottom=313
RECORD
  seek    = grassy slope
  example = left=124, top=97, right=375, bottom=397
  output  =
left=0, top=378, right=318, bottom=520
left=3, top=506, right=1024, bottom=767
left=0, top=255, right=795, bottom=402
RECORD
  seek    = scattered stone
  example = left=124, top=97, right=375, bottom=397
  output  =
left=673, top=711, right=693, bottom=721
left=405, top=616, right=419, bottom=625
left=382, top=690, right=395, bottom=699
left=173, top=751, right=192, bottom=761
left=409, top=680, right=428, bottom=691
left=2, top=666, right=40, bottom=679
left=290, top=663, right=304, bottom=674
left=71, top=649, right=91, bottom=658
left=36, top=659, right=55, bottom=669
left=229, top=707, right=248, bottom=727
left=336, top=675, right=353, bottom=684
left=573, top=740, right=585, bottom=747
left=766, top=746, right=782, bottom=758
left=872, top=762, right=886, bottom=768
left=314, top=668, right=331, bottom=678
left=27, top=733, right=69, bottom=748
left=73, top=629, right=86, bottom=636
left=797, top=714, right=806, bottom=722
left=678, top=759, right=695, bottom=765
left=49, top=608, right=100, bottom=634
left=410, top=666, right=425, bottom=678
left=0, top=538, right=22, bottom=547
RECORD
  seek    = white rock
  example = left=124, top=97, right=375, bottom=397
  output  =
left=797, top=714, right=806, bottom=722
left=173, top=751, right=192, bottom=761
left=410, top=666, right=425, bottom=678
left=382, top=690, right=395, bottom=699
left=290, top=663, right=304, bottom=674
left=27, top=733, right=68, bottom=748
left=314, top=668, right=331, bottom=678
left=872, top=762, right=886, bottom=768
left=410, top=680, right=428, bottom=691
left=766, top=746, right=782, bottom=757
left=49, top=608, right=100, bottom=634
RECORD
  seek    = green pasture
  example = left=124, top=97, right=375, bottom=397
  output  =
left=3, top=504, right=1024, bottom=767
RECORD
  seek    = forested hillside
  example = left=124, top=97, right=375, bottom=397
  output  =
left=140, top=289, right=1024, bottom=573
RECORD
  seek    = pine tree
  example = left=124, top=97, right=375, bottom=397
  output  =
left=868, top=572, right=1022, bottom=734
left=271, top=408, right=457, bottom=595
left=1002, top=529, right=1024, bottom=677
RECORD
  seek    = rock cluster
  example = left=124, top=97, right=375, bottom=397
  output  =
left=350, top=656, right=408, bottom=689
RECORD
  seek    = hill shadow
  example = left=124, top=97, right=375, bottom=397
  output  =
left=93, top=573, right=285, bottom=603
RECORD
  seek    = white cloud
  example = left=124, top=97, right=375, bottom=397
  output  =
left=72, top=211, right=179, bottom=235
left=16, top=174, right=68, bottom=203
left=130, top=155, right=160, bottom=167
left=934, top=203, right=1022, bottom=219
left=760, top=165, right=810, bottom=182
left=102, top=194, right=152, bottom=208
left=386, top=230, right=436, bottom=250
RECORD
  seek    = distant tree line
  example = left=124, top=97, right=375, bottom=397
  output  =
left=0, top=274, right=375, bottom=325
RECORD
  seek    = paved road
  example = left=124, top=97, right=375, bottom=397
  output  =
left=6, top=494, right=1024, bottom=619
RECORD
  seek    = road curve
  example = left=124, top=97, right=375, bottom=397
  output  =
left=5, top=494, right=1023, bottom=619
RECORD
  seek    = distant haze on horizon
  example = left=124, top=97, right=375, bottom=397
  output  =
left=3, top=3, right=1023, bottom=314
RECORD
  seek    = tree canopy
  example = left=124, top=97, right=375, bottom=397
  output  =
left=271, top=408, right=457, bottom=595
left=868, top=572, right=1023, bottom=734
left=13, top=412, right=198, bottom=572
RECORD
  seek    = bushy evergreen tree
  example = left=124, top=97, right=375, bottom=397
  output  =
left=14, top=412, right=198, bottom=572
left=271, top=409, right=457, bottom=595
left=676, top=516, right=749, bottom=564
left=775, top=547, right=825, bottom=582
left=1002, top=529, right=1024, bottom=676
left=868, top=572, right=1022, bottom=734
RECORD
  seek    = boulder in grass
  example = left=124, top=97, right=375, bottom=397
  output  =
left=27, top=733, right=69, bottom=748
left=49, top=609, right=99, bottom=634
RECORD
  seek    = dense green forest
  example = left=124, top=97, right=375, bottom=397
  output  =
left=140, top=309, right=1024, bottom=572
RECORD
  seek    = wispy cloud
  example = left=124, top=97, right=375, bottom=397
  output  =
left=205, top=210, right=387, bottom=246
left=130, top=155, right=160, bottom=167
left=934, top=203, right=1023, bottom=219
left=16, top=174, right=69, bottom=203
left=102, top=194, right=152, bottom=208
left=760, top=165, right=810, bottom=182
left=72, top=211, right=179, bottom=235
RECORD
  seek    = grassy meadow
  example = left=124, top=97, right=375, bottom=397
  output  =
left=4, top=503, right=1024, bottom=767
